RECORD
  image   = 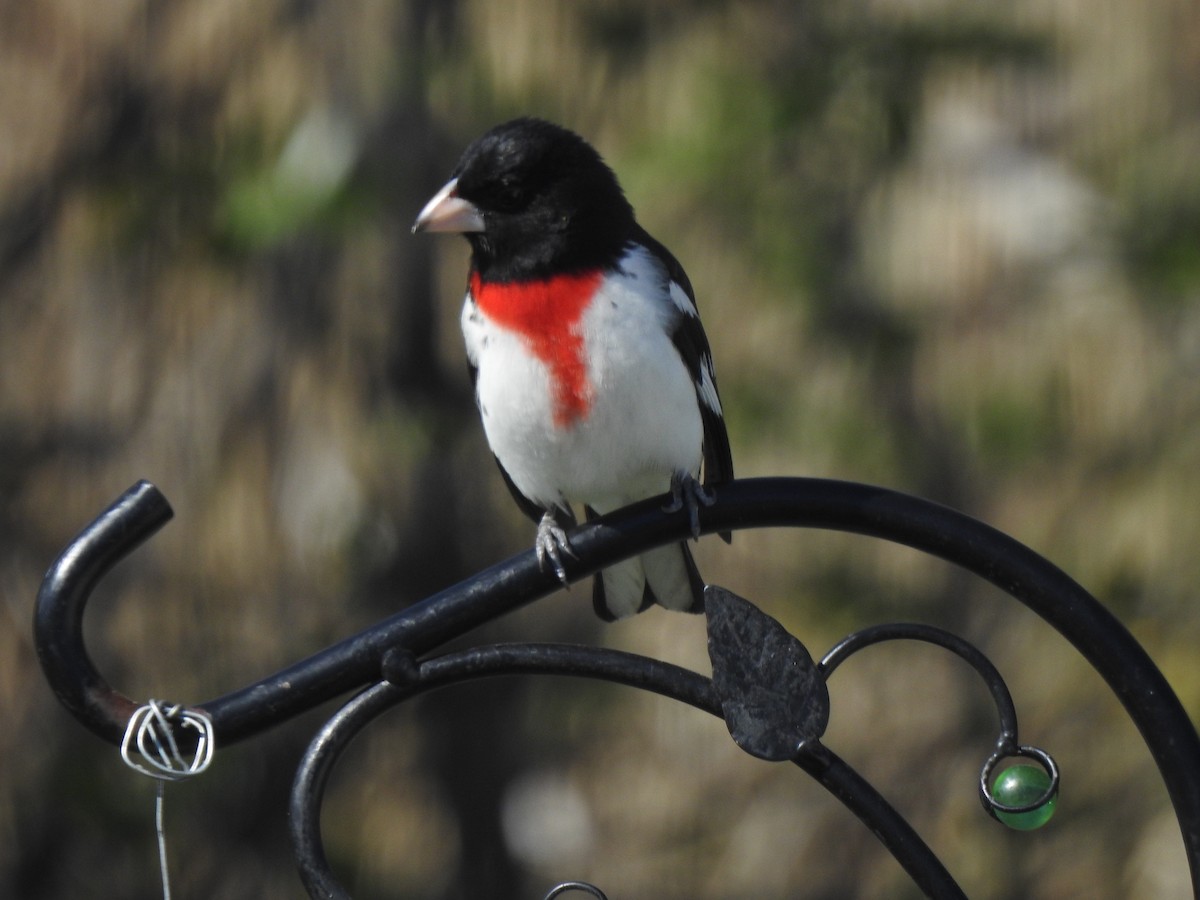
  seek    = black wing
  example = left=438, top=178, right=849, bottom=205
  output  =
left=631, top=224, right=734, bottom=490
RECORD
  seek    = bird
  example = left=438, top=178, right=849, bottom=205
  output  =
left=412, top=117, right=732, bottom=620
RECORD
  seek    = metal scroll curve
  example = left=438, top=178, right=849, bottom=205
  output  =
left=289, top=610, right=1057, bottom=898
left=289, top=637, right=968, bottom=899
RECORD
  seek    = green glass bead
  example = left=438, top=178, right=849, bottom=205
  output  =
left=991, top=764, right=1056, bottom=830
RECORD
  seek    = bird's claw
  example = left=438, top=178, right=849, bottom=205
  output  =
left=663, top=471, right=715, bottom=540
left=536, top=513, right=576, bottom=587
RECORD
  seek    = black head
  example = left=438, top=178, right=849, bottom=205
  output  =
left=414, top=118, right=635, bottom=281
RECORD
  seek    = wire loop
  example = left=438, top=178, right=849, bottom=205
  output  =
left=120, top=700, right=215, bottom=781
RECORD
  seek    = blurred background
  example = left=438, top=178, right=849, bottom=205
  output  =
left=3, top=0, right=1199, bottom=897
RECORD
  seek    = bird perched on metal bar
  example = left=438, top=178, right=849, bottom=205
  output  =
left=414, top=117, right=732, bottom=620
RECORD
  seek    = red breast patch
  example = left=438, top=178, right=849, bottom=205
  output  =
left=471, top=270, right=602, bottom=427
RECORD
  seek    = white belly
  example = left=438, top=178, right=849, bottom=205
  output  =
left=463, top=257, right=702, bottom=512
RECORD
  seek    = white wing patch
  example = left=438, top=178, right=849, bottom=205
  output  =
left=669, top=279, right=699, bottom=317
left=697, top=353, right=723, bottom=415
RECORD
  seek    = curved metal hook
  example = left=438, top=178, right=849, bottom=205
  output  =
left=34, top=480, right=174, bottom=744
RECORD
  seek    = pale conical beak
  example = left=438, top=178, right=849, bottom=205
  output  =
left=412, top=177, right=485, bottom=234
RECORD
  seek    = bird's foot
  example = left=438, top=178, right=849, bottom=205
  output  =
left=536, top=511, right=576, bottom=587
left=663, top=471, right=715, bottom=540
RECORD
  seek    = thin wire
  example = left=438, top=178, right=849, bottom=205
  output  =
left=156, top=780, right=170, bottom=900
left=121, top=701, right=215, bottom=900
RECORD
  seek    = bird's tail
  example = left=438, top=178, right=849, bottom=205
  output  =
left=591, top=542, right=705, bottom=620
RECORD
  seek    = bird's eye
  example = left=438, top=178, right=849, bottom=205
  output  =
left=489, top=173, right=526, bottom=210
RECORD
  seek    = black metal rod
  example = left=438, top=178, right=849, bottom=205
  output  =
left=794, top=742, right=967, bottom=899
left=290, top=681, right=392, bottom=900
left=34, top=477, right=1200, bottom=891
left=290, top=643, right=966, bottom=899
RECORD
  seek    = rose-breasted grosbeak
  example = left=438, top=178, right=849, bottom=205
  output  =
left=413, top=117, right=732, bottom=620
